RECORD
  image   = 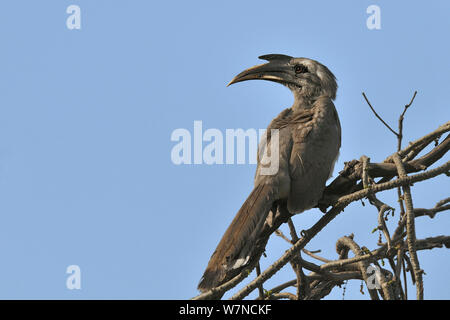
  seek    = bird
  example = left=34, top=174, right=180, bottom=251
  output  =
left=198, top=54, right=341, bottom=292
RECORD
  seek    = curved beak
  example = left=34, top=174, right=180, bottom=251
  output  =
left=227, top=61, right=294, bottom=87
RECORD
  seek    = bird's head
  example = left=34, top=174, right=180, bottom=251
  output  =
left=228, top=54, right=337, bottom=101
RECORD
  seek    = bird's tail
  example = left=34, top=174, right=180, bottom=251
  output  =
left=198, top=183, right=275, bottom=292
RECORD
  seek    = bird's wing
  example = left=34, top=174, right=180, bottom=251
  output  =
left=255, top=108, right=295, bottom=168
left=287, top=97, right=341, bottom=213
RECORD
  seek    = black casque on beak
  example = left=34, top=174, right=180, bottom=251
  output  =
left=227, top=54, right=295, bottom=87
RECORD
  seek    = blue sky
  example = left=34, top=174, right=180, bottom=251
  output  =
left=0, top=0, right=448, bottom=299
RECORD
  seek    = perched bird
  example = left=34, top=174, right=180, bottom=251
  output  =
left=198, top=54, right=341, bottom=292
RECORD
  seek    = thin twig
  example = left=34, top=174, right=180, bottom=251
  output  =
left=395, top=247, right=406, bottom=300
left=361, top=155, right=393, bottom=250
left=256, top=263, right=264, bottom=299
left=435, top=197, right=450, bottom=208
left=302, top=248, right=331, bottom=263
left=398, top=91, right=418, bottom=151
left=402, top=256, right=408, bottom=299
left=395, top=92, right=417, bottom=261
left=286, top=217, right=305, bottom=299
left=362, top=92, right=399, bottom=137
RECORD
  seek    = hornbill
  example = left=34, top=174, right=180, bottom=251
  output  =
left=198, top=54, right=341, bottom=292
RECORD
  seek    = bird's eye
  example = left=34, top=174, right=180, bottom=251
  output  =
left=294, top=64, right=308, bottom=74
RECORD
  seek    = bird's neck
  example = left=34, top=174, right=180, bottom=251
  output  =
left=291, top=95, right=315, bottom=112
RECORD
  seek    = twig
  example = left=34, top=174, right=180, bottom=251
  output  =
left=415, top=235, right=450, bottom=250
left=413, top=204, right=450, bottom=219
left=402, top=256, right=408, bottom=299
left=335, top=236, right=380, bottom=299
left=302, top=248, right=331, bottom=263
left=274, top=229, right=292, bottom=244
left=395, top=247, right=406, bottom=300
left=267, top=292, right=297, bottom=300
left=393, top=197, right=450, bottom=240
left=321, top=124, right=450, bottom=207
left=256, top=263, right=264, bottom=299
left=398, top=91, right=418, bottom=151
left=362, top=92, right=399, bottom=137
left=361, top=155, right=393, bottom=250
left=261, top=280, right=296, bottom=296
left=392, top=153, right=424, bottom=300
left=392, top=121, right=450, bottom=161
left=395, top=92, right=417, bottom=260
left=377, top=204, right=393, bottom=251
left=286, top=218, right=308, bottom=299
left=435, top=197, right=450, bottom=208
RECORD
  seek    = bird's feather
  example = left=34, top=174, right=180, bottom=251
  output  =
left=198, top=183, right=275, bottom=292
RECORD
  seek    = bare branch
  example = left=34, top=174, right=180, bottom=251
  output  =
left=362, top=92, right=399, bottom=137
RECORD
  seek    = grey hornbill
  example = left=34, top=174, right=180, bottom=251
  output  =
left=198, top=54, right=341, bottom=292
